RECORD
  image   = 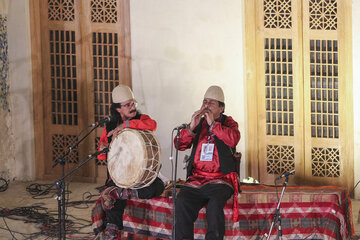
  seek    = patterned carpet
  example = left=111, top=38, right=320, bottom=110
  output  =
left=118, top=184, right=353, bottom=240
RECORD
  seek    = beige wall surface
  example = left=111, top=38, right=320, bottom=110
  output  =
left=0, top=0, right=14, bottom=180
left=353, top=0, right=360, bottom=199
left=0, top=110, right=14, bottom=180
left=0, top=0, right=9, bottom=15
left=130, top=0, right=247, bottom=180
left=1, top=0, right=35, bottom=181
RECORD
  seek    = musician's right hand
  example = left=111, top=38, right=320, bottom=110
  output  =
left=99, top=142, right=109, bottom=151
left=189, top=109, right=204, bottom=131
left=107, top=124, right=125, bottom=138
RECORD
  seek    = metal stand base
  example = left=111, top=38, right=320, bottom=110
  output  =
left=264, top=176, right=289, bottom=240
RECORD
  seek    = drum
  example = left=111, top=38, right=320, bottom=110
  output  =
left=107, top=129, right=161, bottom=189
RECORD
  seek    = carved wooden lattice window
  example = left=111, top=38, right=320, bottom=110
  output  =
left=93, top=32, right=119, bottom=122
left=95, top=137, right=107, bottom=166
left=266, top=145, right=295, bottom=175
left=247, top=0, right=352, bottom=188
left=264, top=0, right=292, bottom=29
left=50, top=30, right=78, bottom=125
left=311, top=147, right=340, bottom=177
left=48, top=0, right=75, bottom=21
left=52, top=134, right=79, bottom=163
left=32, top=0, right=131, bottom=182
left=91, top=0, right=117, bottom=23
left=309, top=0, right=337, bottom=30
left=265, top=38, right=294, bottom=137
left=310, top=39, right=339, bottom=138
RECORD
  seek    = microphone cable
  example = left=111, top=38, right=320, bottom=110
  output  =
left=0, top=177, right=9, bottom=192
left=1, top=186, right=101, bottom=239
left=1, top=216, right=18, bottom=240
left=26, top=182, right=72, bottom=199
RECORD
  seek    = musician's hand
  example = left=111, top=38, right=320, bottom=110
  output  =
left=107, top=124, right=125, bottom=138
left=189, top=109, right=204, bottom=131
left=99, top=142, right=109, bottom=151
left=204, top=110, right=215, bottom=126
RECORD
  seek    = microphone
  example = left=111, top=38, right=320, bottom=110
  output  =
left=173, top=123, right=188, bottom=130
left=89, top=116, right=112, bottom=127
left=275, top=169, right=295, bottom=180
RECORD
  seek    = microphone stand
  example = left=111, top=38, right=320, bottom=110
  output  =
left=264, top=175, right=289, bottom=240
left=171, top=128, right=181, bottom=240
left=50, top=123, right=104, bottom=239
left=41, top=148, right=109, bottom=240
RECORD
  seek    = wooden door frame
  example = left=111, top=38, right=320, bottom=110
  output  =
left=245, top=0, right=259, bottom=180
left=30, top=0, right=46, bottom=179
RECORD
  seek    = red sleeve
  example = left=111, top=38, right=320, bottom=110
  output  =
left=97, top=127, right=109, bottom=161
left=128, top=114, right=157, bottom=131
left=212, top=116, right=240, bottom=148
left=174, top=128, right=196, bottom=151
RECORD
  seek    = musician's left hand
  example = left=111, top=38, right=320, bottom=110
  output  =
left=107, top=124, right=125, bottom=138
left=204, top=110, right=215, bottom=126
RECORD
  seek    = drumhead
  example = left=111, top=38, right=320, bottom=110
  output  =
left=107, top=128, right=160, bottom=189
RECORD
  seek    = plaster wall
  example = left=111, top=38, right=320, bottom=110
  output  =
left=352, top=0, right=360, bottom=199
left=0, top=0, right=14, bottom=180
left=0, top=0, right=35, bottom=181
left=129, top=0, right=246, bottom=180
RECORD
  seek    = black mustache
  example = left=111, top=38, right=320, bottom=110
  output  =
left=130, top=110, right=137, bottom=114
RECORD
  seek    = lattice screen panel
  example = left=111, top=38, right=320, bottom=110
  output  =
left=309, top=0, right=337, bottom=30
left=50, top=30, right=78, bottom=125
left=311, top=147, right=340, bottom=177
left=95, top=137, right=107, bottom=166
left=93, top=32, right=120, bottom=122
left=48, top=0, right=75, bottom=21
left=52, top=134, right=79, bottom=164
left=246, top=0, right=352, bottom=189
left=310, top=39, right=339, bottom=138
left=263, top=0, right=292, bottom=29
left=265, top=38, right=294, bottom=136
left=33, top=0, right=131, bottom=182
left=266, top=145, right=295, bottom=175
left=91, top=0, right=117, bottom=23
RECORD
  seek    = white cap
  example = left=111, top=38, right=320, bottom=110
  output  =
left=112, top=85, right=134, bottom=103
left=204, top=85, right=224, bottom=103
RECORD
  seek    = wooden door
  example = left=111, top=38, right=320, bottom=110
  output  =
left=255, top=0, right=304, bottom=185
left=302, top=0, right=353, bottom=189
left=30, top=0, right=131, bottom=182
left=245, top=0, right=353, bottom=191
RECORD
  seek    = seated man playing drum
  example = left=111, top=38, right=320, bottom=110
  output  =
left=92, top=84, right=165, bottom=240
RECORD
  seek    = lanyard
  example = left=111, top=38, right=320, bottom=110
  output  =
left=205, top=113, right=222, bottom=144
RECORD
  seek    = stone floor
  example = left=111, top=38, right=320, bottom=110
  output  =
left=0, top=180, right=99, bottom=240
left=0, top=180, right=359, bottom=239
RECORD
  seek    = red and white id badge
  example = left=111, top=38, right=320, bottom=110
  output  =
left=200, top=143, right=214, bottom=161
